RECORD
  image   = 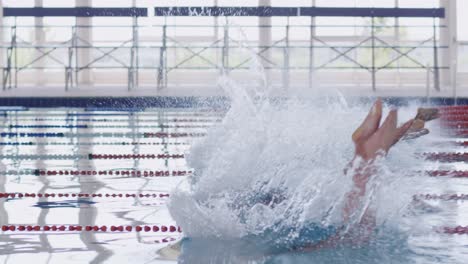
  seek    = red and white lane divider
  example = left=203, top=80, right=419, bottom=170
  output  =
left=422, top=152, right=468, bottom=162
left=0, top=193, right=170, bottom=198
left=1, top=225, right=181, bottom=233
left=425, top=170, right=468, bottom=178
left=2, top=224, right=468, bottom=236
left=440, top=226, right=468, bottom=235
left=35, top=170, right=193, bottom=177
left=4, top=169, right=468, bottom=178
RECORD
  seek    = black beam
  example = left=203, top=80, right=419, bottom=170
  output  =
left=0, top=96, right=465, bottom=108
left=2, top=6, right=445, bottom=18
left=155, top=7, right=445, bottom=18
left=3, top=7, right=148, bottom=17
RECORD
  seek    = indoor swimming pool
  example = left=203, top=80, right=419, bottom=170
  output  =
left=0, top=107, right=220, bottom=263
left=0, top=102, right=468, bottom=263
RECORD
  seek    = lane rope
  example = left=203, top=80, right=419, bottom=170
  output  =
left=0, top=192, right=170, bottom=198
left=0, top=225, right=181, bottom=233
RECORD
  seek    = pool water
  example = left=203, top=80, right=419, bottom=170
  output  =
left=0, top=108, right=220, bottom=263
left=0, top=106, right=468, bottom=264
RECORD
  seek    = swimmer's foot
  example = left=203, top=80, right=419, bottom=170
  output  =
left=402, top=128, right=430, bottom=140
left=415, top=108, right=440, bottom=122
left=402, top=108, right=440, bottom=140
left=403, top=119, right=429, bottom=140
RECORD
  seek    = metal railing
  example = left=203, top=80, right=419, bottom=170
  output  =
left=0, top=21, right=448, bottom=91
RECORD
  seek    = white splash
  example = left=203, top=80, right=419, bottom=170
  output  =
left=168, top=30, right=435, bottom=241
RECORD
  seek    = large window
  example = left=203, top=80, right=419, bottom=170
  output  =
left=457, top=0, right=468, bottom=41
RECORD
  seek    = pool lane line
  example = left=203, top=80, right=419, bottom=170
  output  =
left=1, top=132, right=65, bottom=138
left=1, top=153, right=466, bottom=161
left=414, top=194, right=468, bottom=201
left=34, top=170, right=192, bottom=177
left=0, top=142, right=35, bottom=146
left=0, top=170, right=193, bottom=176
left=422, top=152, right=468, bottom=162
left=440, top=226, right=468, bottom=235
left=1, top=225, right=181, bottom=233
left=2, top=125, right=210, bottom=129
left=0, top=153, right=185, bottom=160
left=2, top=224, right=468, bottom=236
left=14, top=118, right=221, bottom=122
left=144, top=132, right=206, bottom=138
left=7, top=141, right=465, bottom=147
left=2, top=169, right=467, bottom=178
left=10, top=117, right=222, bottom=123
left=88, top=154, right=184, bottom=159
left=5, top=111, right=223, bottom=116
left=0, top=142, right=190, bottom=146
left=0, top=132, right=206, bottom=138
left=4, top=111, right=223, bottom=116
left=0, top=193, right=170, bottom=198
left=425, top=170, right=468, bottom=177
left=431, top=141, right=468, bottom=147
left=5, top=125, right=88, bottom=129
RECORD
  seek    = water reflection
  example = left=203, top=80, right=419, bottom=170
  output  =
left=75, top=111, right=112, bottom=263
left=1, top=107, right=466, bottom=264
left=0, top=115, right=8, bottom=226
left=35, top=115, right=53, bottom=256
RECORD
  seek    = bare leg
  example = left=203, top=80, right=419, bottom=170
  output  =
left=343, top=99, right=414, bottom=237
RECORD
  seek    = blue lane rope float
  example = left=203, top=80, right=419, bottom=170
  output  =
left=0, top=132, right=204, bottom=138
left=0, top=153, right=184, bottom=160
left=0, top=142, right=190, bottom=146
left=0, top=142, right=34, bottom=146
left=84, top=107, right=146, bottom=112
left=0, top=132, right=65, bottom=138
left=67, top=113, right=135, bottom=116
left=88, top=154, right=184, bottom=159
left=1, top=124, right=209, bottom=129
left=21, top=118, right=221, bottom=123
left=7, top=125, right=89, bottom=129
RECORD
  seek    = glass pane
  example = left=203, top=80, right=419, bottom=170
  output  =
left=2, top=0, right=34, bottom=7
left=398, top=0, right=439, bottom=8
left=457, top=0, right=468, bottom=41
left=42, top=0, right=75, bottom=7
